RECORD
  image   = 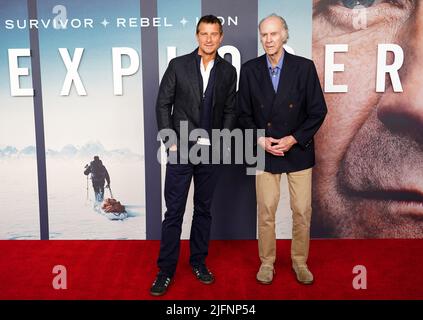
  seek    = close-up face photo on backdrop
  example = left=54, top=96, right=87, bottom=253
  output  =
left=311, top=0, right=423, bottom=238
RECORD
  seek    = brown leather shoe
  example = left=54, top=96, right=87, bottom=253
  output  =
left=292, top=264, right=314, bottom=285
left=256, top=264, right=275, bottom=284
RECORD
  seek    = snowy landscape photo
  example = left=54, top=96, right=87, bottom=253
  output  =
left=0, top=143, right=146, bottom=239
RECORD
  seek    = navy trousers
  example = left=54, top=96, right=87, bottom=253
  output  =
left=157, top=161, right=218, bottom=277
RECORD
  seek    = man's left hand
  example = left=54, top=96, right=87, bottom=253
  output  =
left=271, top=135, right=297, bottom=153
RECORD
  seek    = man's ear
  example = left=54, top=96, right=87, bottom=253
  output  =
left=219, top=33, right=224, bottom=45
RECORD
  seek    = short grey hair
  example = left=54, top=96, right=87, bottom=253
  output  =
left=258, top=13, right=289, bottom=44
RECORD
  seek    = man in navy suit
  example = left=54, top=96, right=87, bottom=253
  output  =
left=151, top=15, right=237, bottom=296
left=238, top=14, right=327, bottom=285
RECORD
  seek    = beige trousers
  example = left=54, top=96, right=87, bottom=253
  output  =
left=256, top=168, right=312, bottom=267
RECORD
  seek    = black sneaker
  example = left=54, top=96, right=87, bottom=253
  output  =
left=192, top=264, right=215, bottom=284
left=150, top=272, right=172, bottom=296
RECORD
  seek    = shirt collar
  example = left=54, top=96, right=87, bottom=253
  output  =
left=266, top=52, right=284, bottom=70
left=195, top=47, right=221, bottom=64
left=200, top=60, right=215, bottom=73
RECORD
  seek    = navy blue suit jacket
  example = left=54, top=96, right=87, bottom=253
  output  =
left=238, top=52, right=327, bottom=173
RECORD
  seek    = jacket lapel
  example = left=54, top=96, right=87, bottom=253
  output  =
left=255, top=55, right=275, bottom=119
left=186, top=50, right=202, bottom=107
left=257, top=54, right=275, bottom=100
left=273, top=51, right=295, bottom=106
left=212, top=54, right=223, bottom=109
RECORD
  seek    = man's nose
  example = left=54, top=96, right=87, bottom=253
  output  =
left=376, top=6, right=423, bottom=141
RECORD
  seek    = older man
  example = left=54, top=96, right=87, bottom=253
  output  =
left=239, top=14, right=327, bottom=285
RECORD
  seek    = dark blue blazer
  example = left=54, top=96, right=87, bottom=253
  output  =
left=156, top=49, right=237, bottom=144
left=238, top=52, right=327, bottom=173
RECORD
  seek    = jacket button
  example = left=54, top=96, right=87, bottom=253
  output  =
left=267, top=122, right=272, bottom=127
left=260, top=104, right=264, bottom=108
left=289, top=103, right=294, bottom=108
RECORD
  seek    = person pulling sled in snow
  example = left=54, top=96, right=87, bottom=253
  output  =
left=84, top=155, right=110, bottom=203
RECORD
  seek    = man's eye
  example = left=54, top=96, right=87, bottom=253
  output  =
left=314, top=0, right=414, bottom=30
left=315, top=0, right=407, bottom=12
left=337, top=0, right=409, bottom=9
left=340, top=0, right=376, bottom=9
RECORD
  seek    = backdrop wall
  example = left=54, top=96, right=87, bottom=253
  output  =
left=1, top=0, right=421, bottom=239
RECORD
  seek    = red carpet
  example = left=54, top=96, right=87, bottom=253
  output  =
left=0, top=240, right=422, bottom=300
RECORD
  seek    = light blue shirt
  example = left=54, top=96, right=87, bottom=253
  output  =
left=266, top=54, right=284, bottom=93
